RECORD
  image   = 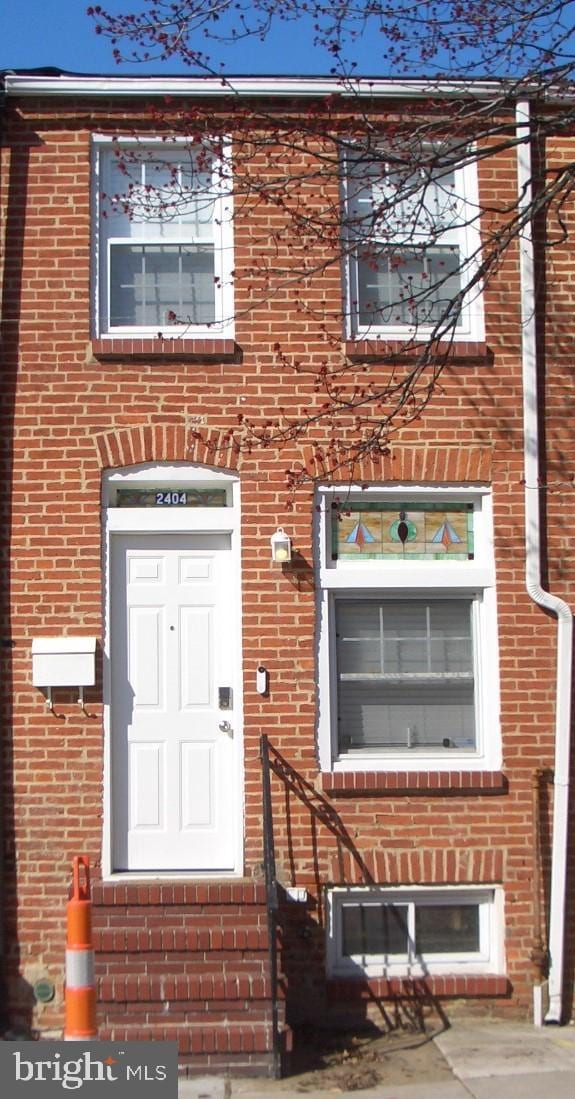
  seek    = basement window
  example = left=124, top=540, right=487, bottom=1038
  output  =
left=327, top=887, right=504, bottom=977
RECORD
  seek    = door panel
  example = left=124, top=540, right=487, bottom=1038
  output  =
left=180, top=607, right=212, bottom=708
left=130, top=742, right=164, bottom=827
left=180, top=743, right=214, bottom=827
left=111, top=532, right=238, bottom=872
left=129, top=606, right=163, bottom=707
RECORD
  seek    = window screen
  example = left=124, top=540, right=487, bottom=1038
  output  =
left=357, top=245, right=461, bottom=328
left=336, top=598, right=475, bottom=753
left=342, top=903, right=409, bottom=957
left=415, top=904, right=480, bottom=954
left=110, top=243, right=216, bottom=327
left=337, top=894, right=484, bottom=968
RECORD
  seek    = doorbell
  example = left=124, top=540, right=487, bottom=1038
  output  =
left=256, top=666, right=268, bottom=695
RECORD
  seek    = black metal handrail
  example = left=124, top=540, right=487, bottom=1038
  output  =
left=260, top=733, right=281, bottom=1078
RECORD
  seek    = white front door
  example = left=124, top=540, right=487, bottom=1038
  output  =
left=110, top=532, right=239, bottom=872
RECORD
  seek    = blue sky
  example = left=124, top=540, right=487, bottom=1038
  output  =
left=3, top=2, right=569, bottom=82
left=0, top=0, right=384, bottom=77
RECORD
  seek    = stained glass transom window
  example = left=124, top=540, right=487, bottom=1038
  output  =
left=332, top=502, right=474, bottom=561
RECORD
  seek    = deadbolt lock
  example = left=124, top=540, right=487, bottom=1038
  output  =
left=218, top=687, right=232, bottom=710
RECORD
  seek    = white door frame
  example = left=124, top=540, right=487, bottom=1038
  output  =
left=101, top=462, right=243, bottom=880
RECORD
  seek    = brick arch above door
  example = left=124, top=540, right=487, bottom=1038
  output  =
left=93, top=423, right=241, bottom=472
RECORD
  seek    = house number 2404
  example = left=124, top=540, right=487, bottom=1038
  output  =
left=155, top=491, right=187, bottom=505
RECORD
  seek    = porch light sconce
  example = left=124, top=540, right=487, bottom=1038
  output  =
left=270, top=527, right=292, bottom=564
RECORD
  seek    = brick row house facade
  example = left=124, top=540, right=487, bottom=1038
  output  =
left=0, top=71, right=574, bottom=1074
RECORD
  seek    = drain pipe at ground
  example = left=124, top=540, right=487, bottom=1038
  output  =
left=516, top=99, right=573, bottom=1025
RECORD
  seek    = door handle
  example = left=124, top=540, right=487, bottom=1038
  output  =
left=218, top=720, right=232, bottom=734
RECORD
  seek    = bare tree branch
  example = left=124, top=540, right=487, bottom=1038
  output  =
left=88, top=2, right=575, bottom=483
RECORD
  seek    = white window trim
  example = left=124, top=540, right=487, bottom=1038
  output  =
left=92, top=134, right=234, bottom=340
left=342, top=151, right=485, bottom=343
left=315, top=484, right=501, bottom=772
left=327, top=885, right=505, bottom=978
left=101, top=462, right=243, bottom=880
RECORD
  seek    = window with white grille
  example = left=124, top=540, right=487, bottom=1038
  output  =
left=344, top=150, right=483, bottom=340
left=94, top=140, right=233, bottom=337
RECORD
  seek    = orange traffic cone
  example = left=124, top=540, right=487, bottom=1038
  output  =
left=64, top=856, right=97, bottom=1040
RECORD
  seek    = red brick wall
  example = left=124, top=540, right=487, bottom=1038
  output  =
left=0, top=92, right=572, bottom=1037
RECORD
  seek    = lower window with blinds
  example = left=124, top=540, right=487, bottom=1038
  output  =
left=327, top=887, right=503, bottom=977
left=335, top=597, right=477, bottom=756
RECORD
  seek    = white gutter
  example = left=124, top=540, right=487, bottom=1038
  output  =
left=517, top=99, right=573, bottom=1024
left=0, top=73, right=511, bottom=100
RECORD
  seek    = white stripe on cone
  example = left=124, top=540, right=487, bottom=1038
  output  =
left=65, top=949, right=94, bottom=988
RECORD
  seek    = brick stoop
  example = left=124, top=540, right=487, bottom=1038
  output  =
left=92, top=880, right=285, bottom=1076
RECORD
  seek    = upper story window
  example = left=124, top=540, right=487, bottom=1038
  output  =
left=93, top=139, right=234, bottom=338
left=344, top=147, right=483, bottom=341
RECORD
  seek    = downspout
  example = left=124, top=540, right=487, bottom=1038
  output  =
left=516, top=99, right=573, bottom=1024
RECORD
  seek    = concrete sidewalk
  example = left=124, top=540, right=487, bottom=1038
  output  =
left=179, top=1021, right=575, bottom=1099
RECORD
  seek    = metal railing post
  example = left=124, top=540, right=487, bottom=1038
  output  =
left=260, top=734, right=280, bottom=1078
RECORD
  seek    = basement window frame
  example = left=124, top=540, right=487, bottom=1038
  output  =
left=326, top=886, right=505, bottom=978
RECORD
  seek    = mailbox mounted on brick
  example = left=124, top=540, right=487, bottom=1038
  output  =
left=32, top=637, right=97, bottom=710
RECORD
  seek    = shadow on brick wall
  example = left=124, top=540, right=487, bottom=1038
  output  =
left=267, top=745, right=451, bottom=1036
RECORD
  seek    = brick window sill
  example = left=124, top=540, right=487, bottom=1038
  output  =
left=327, top=975, right=510, bottom=1000
left=345, top=339, right=491, bottom=364
left=321, top=771, right=508, bottom=797
left=92, top=338, right=240, bottom=362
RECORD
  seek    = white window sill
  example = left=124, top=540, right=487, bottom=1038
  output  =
left=320, top=564, right=495, bottom=588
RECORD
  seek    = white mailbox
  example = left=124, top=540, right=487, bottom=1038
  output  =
left=32, top=637, right=97, bottom=707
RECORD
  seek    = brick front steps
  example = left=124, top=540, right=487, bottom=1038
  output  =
left=92, top=881, right=284, bottom=1076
